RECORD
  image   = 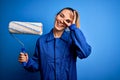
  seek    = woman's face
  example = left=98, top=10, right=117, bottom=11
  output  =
left=54, top=9, right=74, bottom=31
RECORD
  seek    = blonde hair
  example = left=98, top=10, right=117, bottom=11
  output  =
left=75, top=11, right=80, bottom=28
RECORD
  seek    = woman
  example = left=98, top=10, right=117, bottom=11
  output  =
left=18, top=7, right=91, bottom=80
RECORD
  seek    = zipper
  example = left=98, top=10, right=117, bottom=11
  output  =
left=54, top=38, right=56, bottom=80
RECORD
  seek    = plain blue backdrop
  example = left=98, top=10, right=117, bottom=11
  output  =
left=0, top=0, right=120, bottom=80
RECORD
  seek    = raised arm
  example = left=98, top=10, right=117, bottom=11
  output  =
left=69, top=24, right=91, bottom=59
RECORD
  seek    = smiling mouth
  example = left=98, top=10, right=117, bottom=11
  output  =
left=57, top=20, right=64, bottom=27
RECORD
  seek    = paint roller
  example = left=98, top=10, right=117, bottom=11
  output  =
left=8, top=21, right=43, bottom=65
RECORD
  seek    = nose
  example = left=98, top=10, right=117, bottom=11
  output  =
left=59, top=19, right=64, bottom=23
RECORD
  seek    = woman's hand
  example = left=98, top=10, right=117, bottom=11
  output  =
left=63, top=11, right=77, bottom=27
left=18, top=52, right=28, bottom=63
left=72, top=11, right=77, bottom=24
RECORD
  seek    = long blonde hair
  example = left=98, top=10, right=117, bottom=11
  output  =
left=57, top=7, right=80, bottom=28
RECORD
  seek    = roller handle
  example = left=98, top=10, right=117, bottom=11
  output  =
left=21, top=47, right=26, bottom=66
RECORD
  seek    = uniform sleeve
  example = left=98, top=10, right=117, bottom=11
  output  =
left=69, top=24, right=92, bottom=59
left=23, top=38, right=40, bottom=72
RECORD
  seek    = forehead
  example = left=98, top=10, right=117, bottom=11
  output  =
left=60, top=9, right=73, bottom=19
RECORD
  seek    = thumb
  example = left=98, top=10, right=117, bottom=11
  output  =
left=24, top=53, right=28, bottom=56
left=25, top=53, right=29, bottom=62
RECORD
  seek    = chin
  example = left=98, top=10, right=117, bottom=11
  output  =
left=54, top=25, right=65, bottom=31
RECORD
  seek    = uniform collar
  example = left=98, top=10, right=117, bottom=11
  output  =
left=46, top=29, right=69, bottom=42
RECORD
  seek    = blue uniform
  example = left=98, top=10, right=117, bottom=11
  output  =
left=23, top=24, right=91, bottom=80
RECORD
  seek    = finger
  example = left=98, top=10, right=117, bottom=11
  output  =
left=63, top=20, right=71, bottom=27
left=73, top=11, right=76, bottom=24
left=25, top=53, right=29, bottom=62
left=19, top=53, right=28, bottom=57
left=18, top=57, right=26, bottom=62
left=63, top=20, right=68, bottom=26
left=20, top=52, right=25, bottom=55
left=24, top=53, right=28, bottom=56
left=18, top=58, right=24, bottom=62
left=19, top=55, right=26, bottom=61
left=18, top=58, right=24, bottom=61
left=19, top=53, right=25, bottom=57
left=19, top=56, right=25, bottom=58
left=19, top=57, right=24, bottom=60
left=18, top=59, right=25, bottom=63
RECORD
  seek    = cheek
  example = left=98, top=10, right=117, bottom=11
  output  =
left=56, top=15, right=62, bottom=21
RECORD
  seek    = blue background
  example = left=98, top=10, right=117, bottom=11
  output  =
left=0, top=0, right=120, bottom=80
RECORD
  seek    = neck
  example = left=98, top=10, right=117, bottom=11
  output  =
left=53, top=28, right=64, bottom=38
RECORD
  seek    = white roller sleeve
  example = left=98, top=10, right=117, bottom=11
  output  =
left=9, top=21, right=43, bottom=35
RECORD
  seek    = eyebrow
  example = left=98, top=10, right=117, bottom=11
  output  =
left=59, top=13, right=64, bottom=17
left=60, top=12, right=73, bottom=21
